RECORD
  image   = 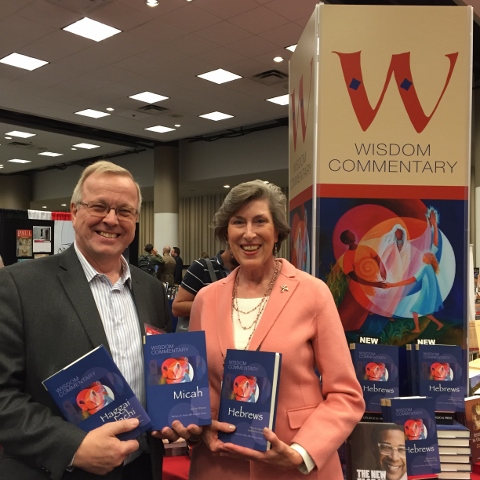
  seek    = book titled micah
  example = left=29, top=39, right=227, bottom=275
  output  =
left=143, top=330, right=211, bottom=429
left=350, top=343, right=400, bottom=413
left=414, top=344, right=466, bottom=413
left=218, top=349, right=281, bottom=452
left=381, top=396, right=440, bottom=477
left=42, top=345, right=152, bottom=441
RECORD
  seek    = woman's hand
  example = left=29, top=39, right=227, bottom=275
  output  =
left=202, top=420, right=236, bottom=453
left=221, top=428, right=304, bottom=469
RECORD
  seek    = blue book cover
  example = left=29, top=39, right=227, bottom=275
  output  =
left=42, top=345, right=151, bottom=441
left=143, top=330, right=211, bottom=429
left=350, top=343, right=400, bottom=413
left=415, top=344, right=466, bottom=413
left=381, top=396, right=441, bottom=477
left=218, top=349, right=282, bottom=452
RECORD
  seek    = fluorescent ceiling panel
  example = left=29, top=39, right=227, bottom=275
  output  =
left=286, top=44, right=296, bottom=52
left=8, top=159, right=31, bottom=163
left=197, top=68, right=242, bottom=84
left=5, top=130, right=36, bottom=138
left=267, top=94, right=289, bottom=106
left=72, top=143, right=100, bottom=149
left=199, top=111, right=234, bottom=121
left=0, top=53, right=48, bottom=71
left=75, top=109, right=111, bottom=118
left=145, top=125, right=176, bottom=133
left=129, top=92, right=169, bottom=103
left=63, top=18, right=121, bottom=42
left=38, top=152, right=63, bottom=157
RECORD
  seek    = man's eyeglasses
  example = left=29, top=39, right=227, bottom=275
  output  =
left=378, top=443, right=406, bottom=457
left=78, top=201, right=138, bottom=219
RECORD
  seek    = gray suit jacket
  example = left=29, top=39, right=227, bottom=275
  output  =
left=0, top=246, right=170, bottom=480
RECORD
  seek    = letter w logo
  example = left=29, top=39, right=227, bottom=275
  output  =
left=290, top=58, right=313, bottom=151
left=333, top=51, right=458, bottom=133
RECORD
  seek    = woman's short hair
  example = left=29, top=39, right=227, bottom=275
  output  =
left=70, top=160, right=142, bottom=212
left=214, top=180, right=291, bottom=250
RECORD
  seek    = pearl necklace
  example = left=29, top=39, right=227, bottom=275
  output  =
left=231, top=260, right=280, bottom=349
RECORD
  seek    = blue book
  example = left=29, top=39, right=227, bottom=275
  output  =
left=143, top=330, right=211, bottom=429
left=42, top=345, right=151, bottom=441
left=414, top=344, right=466, bottom=413
left=218, top=349, right=282, bottom=451
left=350, top=343, right=400, bottom=413
left=381, top=396, right=441, bottom=477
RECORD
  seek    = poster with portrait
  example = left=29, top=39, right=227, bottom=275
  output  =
left=16, top=229, right=32, bottom=257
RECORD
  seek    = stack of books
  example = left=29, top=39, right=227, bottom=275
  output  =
left=436, top=422, right=472, bottom=480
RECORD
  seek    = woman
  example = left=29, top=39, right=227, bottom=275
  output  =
left=164, top=180, right=364, bottom=479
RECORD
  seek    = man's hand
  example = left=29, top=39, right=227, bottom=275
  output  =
left=73, top=419, right=140, bottom=475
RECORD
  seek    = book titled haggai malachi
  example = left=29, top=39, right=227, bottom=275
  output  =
left=218, top=349, right=282, bottom=452
left=143, top=330, right=211, bottom=429
left=42, top=345, right=152, bottom=440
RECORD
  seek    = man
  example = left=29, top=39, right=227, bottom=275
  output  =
left=172, top=247, right=237, bottom=318
left=0, top=161, right=173, bottom=480
left=159, top=245, right=175, bottom=286
left=171, top=247, right=183, bottom=285
left=371, top=424, right=407, bottom=480
left=139, top=244, right=164, bottom=276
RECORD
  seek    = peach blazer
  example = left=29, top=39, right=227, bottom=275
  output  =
left=188, top=259, right=365, bottom=480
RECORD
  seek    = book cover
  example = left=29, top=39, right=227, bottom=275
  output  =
left=381, top=396, right=441, bottom=477
left=415, top=345, right=466, bottom=413
left=42, top=345, right=151, bottom=441
left=350, top=343, right=400, bottom=413
left=143, top=330, right=211, bottom=429
left=217, top=349, right=281, bottom=452
left=345, top=421, right=407, bottom=480
left=464, top=395, right=480, bottom=463
left=16, top=229, right=32, bottom=257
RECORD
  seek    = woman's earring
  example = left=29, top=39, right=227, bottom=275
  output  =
left=273, top=244, right=278, bottom=256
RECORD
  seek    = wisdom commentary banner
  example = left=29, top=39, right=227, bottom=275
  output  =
left=290, top=4, right=472, bottom=347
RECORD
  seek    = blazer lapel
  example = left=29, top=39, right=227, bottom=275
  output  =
left=57, top=247, right=110, bottom=352
left=248, top=260, right=299, bottom=351
left=214, top=273, right=236, bottom=357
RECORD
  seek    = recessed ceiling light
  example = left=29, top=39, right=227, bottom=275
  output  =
left=0, top=165, right=4, bottom=169
left=199, top=111, right=234, bottom=121
left=267, top=94, right=289, bottom=106
left=4, top=136, right=12, bottom=140
left=8, top=159, right=31, bottom=164
left=197, top=68, right=242, bottom=84
left=6, top=130, right=36, bottom=138
left=145, top=125, right=176, bottom=133
left=75, top=109, right=111, bottom=119
left=0, top=53, right=48, bottom=71
left=38, top=152, right=63, bottom=157
left=130, top=92, right=169, bottom=103
left=146, top=0, right=159, bottom=5
left=63, top=18, right=121, bottom=42
left=42, top=206, right=47, bottom=209
left=106, top=107, right=114, bottom=112
left=273, top=56, right=284, bottom=63
left=174, top=124, right=181, bottom=128
left=72, top=143, right=100, bottom=149
left=61, top=203, right=67, bottom=207
left=286, top=44, right=297, bottom=52
left=223, top=185, right=230, bottom=189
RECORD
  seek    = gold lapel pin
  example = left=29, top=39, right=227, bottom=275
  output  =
left=280, top=285, right=288, bottom=293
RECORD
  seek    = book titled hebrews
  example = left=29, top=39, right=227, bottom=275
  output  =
left=143, top=330, right=211, bottom=429
left=350, top=343, right=400, bottom=413
left=42, top=345, right=152, bottom=440
left=381, top=396, right=441, bottom=478
left=218, top=349, right=281, bottom=452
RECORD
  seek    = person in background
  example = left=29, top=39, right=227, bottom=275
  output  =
left=159, top=245, right=176, bottom=286
left=172, top=246, right=238, bottom=318
left=200, top=251, right=209, bottom=259
left=370, top=424, right=406, bottom=480
left=171, top=247, right=184, bottom=285
left=138, top=244, right=164, bottom=276
left=0, top=160, right=173, bottom=480
left=165, top=179, right=365, bottom=480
